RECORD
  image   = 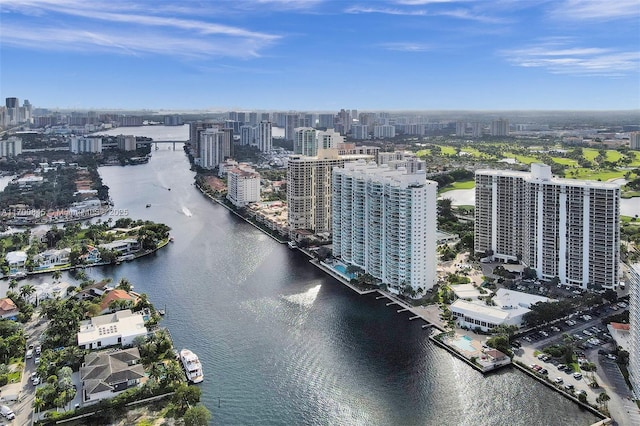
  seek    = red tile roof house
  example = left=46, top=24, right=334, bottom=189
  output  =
left=99, top=289, right=139, bottom=314
left=0, top=298, right=19, bottom=320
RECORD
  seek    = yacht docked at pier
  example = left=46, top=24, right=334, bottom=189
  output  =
left=180, top=348, right=204, bottom=384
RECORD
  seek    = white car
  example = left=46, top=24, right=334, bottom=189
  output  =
left=554, top=377, right=563, bottom=384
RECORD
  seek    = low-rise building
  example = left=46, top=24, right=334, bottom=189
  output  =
left=33, top=248, right=71, bottom=269
left=99, top=289, right=139, bottom=314
left=80, top=347, right=146, bottom=405
left=99, top=238, right=140, bottom=255
left=5, top=251, right=27, bottom=274
left=77, top=310, right=147, bottom=350
left=451, top=288, right=552, bottom=331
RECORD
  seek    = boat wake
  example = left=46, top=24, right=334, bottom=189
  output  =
left=181, top=206, right=193, bottom=217
left=283, top=284, right=321, bottom=308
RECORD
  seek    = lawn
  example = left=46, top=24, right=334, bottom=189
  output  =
left=415, top=149, right=431, bottom=157
left=564, top=168, right=626, bottom=181
left=606, top=150, right=623, bottom=162
left=440, top=180, right=475, bottom=193
left=460, top=147, right=495, bottom=159
left=503, top=152, right=539, bottom=164
left=629, top=151, right=640, bottom=167
left=582, top=148, right=599, bottom=162
left=439, top=146, right=457, bottom=156
left=550, top=157, right=578, bottom=166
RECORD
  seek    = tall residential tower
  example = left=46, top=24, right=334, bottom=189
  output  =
left=475, top=164, right=620, bottom=289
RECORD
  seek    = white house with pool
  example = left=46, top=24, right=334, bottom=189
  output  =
left=450, top=289, right=552, bottom=332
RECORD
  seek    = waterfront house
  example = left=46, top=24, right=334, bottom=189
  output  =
left=77, top=309, right=147, bottom=350
left=80, top=347, right=146, bottom=405
left=33, top=248, right=71, bottom=269
left=5, top=251, right=27, bottom=275
left=99, top=289, right=139, bottom=314
left=98, top=238, right=140, bottom=255
left=0, top=298, right=19, bottom=320
left=74, top=280, right=112, bottom=302
left=81, top=245, right=102, bottom=264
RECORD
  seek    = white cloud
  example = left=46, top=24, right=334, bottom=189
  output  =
left=0, top=0, right=281, bottom=58
left=550, top=0, right=640, bottom=20
left=345, top=6, right=427, bottom=16
left=379, top=42, right=433, bottom=52
left=503, top=39, right=640, bottom=76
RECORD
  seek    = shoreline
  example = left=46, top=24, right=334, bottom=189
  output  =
left=196, top=182, right=610, bottom=421
left=2, top=237, right=171, bottom=281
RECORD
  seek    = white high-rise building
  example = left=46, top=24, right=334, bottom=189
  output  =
left=317, top=114, right=334, bottom=129
left=491, top=118, right=509, bottom=136
left=630, top=132, right=640, bottom=150
left=333, top=161, right=438, bottom=295
left=227, top=165, right=261, bottom=207
left=373, top=124, right=395, bottom=139
left=0, top=136, right=22, bottom=157
left=258, top=121, right=272, bottom=152
left=351, top=124, right=369, bottom=140
left=70, top=136, right=102, bottom=154
left=378, top=151, right=425, bottom=174
left=200, top=128, right=231, bottom=170
left=475, top=164, right=620, bottom=289
left=629, top=263, right=640, bottom=395
left=240, top=125, right=257, bottom=146
left=293, top=127, right=317, bottom=156
left=317, top=129, right=343, bottom=150
left=117, top=135, right=137, bottom=151
left=287, top=149, right=372, bottom=235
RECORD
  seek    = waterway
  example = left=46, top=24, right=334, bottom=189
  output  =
left=3, top=147, right=599, bottom=425
left=83, top=147, right=600, bottom=425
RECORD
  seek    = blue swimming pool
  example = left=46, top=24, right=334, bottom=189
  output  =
left=451, top=335, right=476, bottom=353
left=334, top=264, right=356, bottom=279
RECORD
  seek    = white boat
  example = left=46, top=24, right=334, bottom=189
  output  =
left=180, top=349, right=204, bottom=384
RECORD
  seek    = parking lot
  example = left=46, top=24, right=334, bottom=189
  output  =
left=513, top=300, right=636, bottom=426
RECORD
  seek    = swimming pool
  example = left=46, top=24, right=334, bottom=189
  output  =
left=451, top=335, right=476, bottom=353
left=334, top=264, right=356, bottom=279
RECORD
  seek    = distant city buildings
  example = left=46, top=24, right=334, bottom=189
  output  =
left=199, top=128, right=232, bottom=170
left=332, top=160, right=438, bottom=295
left=117, top=135, right=137, bottom=151
left=475, top=164, right=620, bottom=289
left=258, top=120, right=272, bottom=152
left=373, top=124, right=395, bottom=139
left=490, top=118, right=509, bottom=136
left=70, top=136, right=103, bottom=154
left=630, top=132, right=640, bottom=150
left=0, top=136, right=22, bottom=157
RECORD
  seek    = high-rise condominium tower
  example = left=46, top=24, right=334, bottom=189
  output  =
left=332, top=161, right=438, bottom=295
left=287, top=149, right=372, bottom=235
left=475, top=164, right=620, bottom=289
left=629, top=264, right=640, bottom=395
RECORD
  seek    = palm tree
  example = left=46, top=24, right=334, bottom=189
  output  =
left=19, top=284, right=36, bottom=301
left=52, top=270, right=62, bottom=282
left=8, top=279, right=18, bottom=290
left=33, top=396, right=46, bottom=419
left=596, top=392, right=610, bottom=412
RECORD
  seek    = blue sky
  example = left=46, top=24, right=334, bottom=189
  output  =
left=1, top=0, right=639, bottom=111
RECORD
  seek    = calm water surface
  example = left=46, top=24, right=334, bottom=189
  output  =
left=81, top=147, right=598, bottom=425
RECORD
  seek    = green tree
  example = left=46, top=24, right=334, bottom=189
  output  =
left=172, top=384, right=202, bottom=416
left=183, top=404, right=212, bottom=426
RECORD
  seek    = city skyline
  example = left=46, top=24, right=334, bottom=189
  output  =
left=1, top=0, right=639, bottom=111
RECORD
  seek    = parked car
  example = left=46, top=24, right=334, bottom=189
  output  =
left=573, top=372, right=583, bottom=380
left=554, top=377, right=564, bottom=384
